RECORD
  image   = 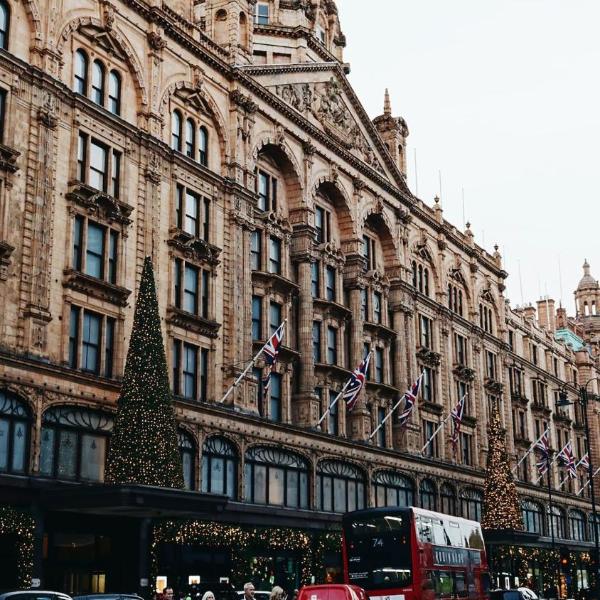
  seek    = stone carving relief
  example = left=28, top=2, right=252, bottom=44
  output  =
left=270, top=77, right=384, bottom=174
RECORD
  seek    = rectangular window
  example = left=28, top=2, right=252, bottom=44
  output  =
left=172, top=340, right=181, bottom=396
left=250, top=230, right=261, bottom=271
left=104, top=317, right=115, bottom=378
left=423, top=420, right=439, bottom=458
left=328, top=389, right=338, bottom=435
left=89, top=139, right=108, bottom=192
left=176, top=185, right=183, bottom=229
left=82, top=310, right=102, bottom=374
left=72, top=215, right=84, bottom=272
left=85, top=221, right=105, bottom=279
left=325, top=265, right=336, bottom=302
left=255, top=3, right=269, bottom=25
left=200, top=348, right=209, bottom=402
left=360, top=288, right=368, bottom=321
left=373, top=291, right=382, bottom=324
left=422, top=367, right=435, bottom=402
left=201, top=269, right=209, bottom=318
left=108, top=230, right=118, bottom=284
left=269, top=301, right=282, bottom=335
left=185, top=189, right=200, bottom=237
left=257, top=170, right=277, bottom=211
left=311, top=261, right=320, bottom=297
left=312, top=321, right=321, bottom=363
left=375, top=347, right=384, bottom=383
left=69, top=305, right=81, bottom=368
left=270, top=372, right=282, bottom=422
left=327, top=326, right=337, bottom=364
left=202, top=197, right=210, bottom=241
left=461, top=432, right=473, bottom=466
left=508, top=329, right=514, bottom=351
left=362, top=235, right=376, bottom=271
left=377, top=407, right=386, bottom=447
left=486, top=350, right=497, bottom=380
left=454, top=333, right=467, bottom=365
left=315, top=206, right=325, bottom=243
left=253, top=367, right=264, bottom=416
left=268, top=236, right=281, bottom=274
left=251, top=295, right=262, bottom=341
left=77, top=132, right=87, bottom=183
left=0, top=89, right=6, bottom=144
left=531, top=343, right=538, bottom=365
left=183, top=264, right=199, bottom=314
left=111, top=150, right=121, bottom=198
left=183, top=343, right=198, bottom=399
left=457, top=380, right=470, bottom=414
left=419, top=315, right=432, bottom=349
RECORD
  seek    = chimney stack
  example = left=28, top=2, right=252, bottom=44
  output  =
left=537, top=298, right=556, bottom=331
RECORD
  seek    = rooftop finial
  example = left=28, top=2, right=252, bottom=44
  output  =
left=384, top=88, right=391, bottom=116
left=584, top=259, right=590, bottom=275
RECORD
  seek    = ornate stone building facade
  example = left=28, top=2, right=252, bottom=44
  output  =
left=0, top=0, right=598, bottom=594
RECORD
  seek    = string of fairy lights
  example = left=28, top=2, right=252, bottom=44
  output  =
left=0, top=507, right=35, bottom=587
left=106, top=257, right=184, bottom=488
left=152, top=520, right=341, bottom=589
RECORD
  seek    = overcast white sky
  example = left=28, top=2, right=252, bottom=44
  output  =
left=339, top=0, right=600, bottom=313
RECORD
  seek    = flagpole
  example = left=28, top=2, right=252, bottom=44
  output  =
left=218, top=319, right=286, bottom=404
left=533, top=441, right=568, bottom=485
left=316, top=376, right=353, bottom=427
left=558, top=452, right=584, bottom=489
left=547, top=455, right=556, bottom=550
left=513, top=427, right=550, bottom=473
left=577, top=466, right=600, bottom=496
left=420, top=412, right=451, bottom=455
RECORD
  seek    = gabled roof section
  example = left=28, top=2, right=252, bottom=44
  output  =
left=555, top=328, right=587, bottom=352
left=238, top=62, right=411, bottom=194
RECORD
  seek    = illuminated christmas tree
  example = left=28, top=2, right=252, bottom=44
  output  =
left=106, top=256, right=183, bottom=488
left=482, top=403, right=523, bottom=530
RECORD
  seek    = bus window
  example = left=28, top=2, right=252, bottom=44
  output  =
left=432, top=519, right=450, bottom=545
left=453, top=572, right=467, bottom=597
left=418, top=517, right=434, bottom=543
left=446, top=521, right=463, bottom=547
left=468, top=526, right=484, bottom=549
left=433, top=570, right=453, bottom=596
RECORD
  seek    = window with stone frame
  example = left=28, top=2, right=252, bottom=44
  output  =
left=0, top=391, right=30, bottom=475
left=254, top=2, right=270, bottom=24
left=202, top=436, right=238, bottom=499
left=479, top=293, right=495, bottom=334
left=509, top=366, right=523, bottom=396
left=362, top=234, right=377, bottom=271
left=454, top=332, right=468, bottom=366
left=440, top=483, right=457, bottom=515
left=316, top=460, right=366, bottom=513
left=456, top=380, right=470, bottom=415
left=170, top=99, right=211, bottom=167
left=326, top=325, right=338, bottom=365
left=172, top=339, right=209, bottom=402
left=250, top=230, right=262, bottom=270
left=174, top=184, right=211, bottom=241
left=327, top=388, right=339, bottom=436
left=72, top=46, right=123, bottom=117
left=374, top=347, right=385, bottom=384
left=244, top=446, right=309, bottom=509
left=77, top=131, right=122, bottom=198
left=422, top=419, right=439, bottom=458
left=314, top=205, right=332, bottom=244
left=0, top=0, right=9, bottom=51
left=68, top=305, right=117, bottom=378
left=522, top=500, right=544, bottom=534
left=420, top=479, right=437, bottom=511
left=485, top=350, right=497, bottom=380
left=460, top=432, right=474, bottom=466
left=39, top=405, right=113, bottom=482
left=173, top=258, right=210, bottom=319
left=569, top=510, right=587, bottom=541
left=179, top=430, right=196, bottom=491
left=549, top=505, right=566, bottom=539
left=374, top=471, right=414, bottom=507
left=421, top=366, right=436, bottom=403
left=460, top=488, right=483, bottom=521
left=312, top=321, right=322, bottom=363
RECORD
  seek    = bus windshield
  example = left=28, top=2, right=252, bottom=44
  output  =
left=344, top=513, right=412, bottom=590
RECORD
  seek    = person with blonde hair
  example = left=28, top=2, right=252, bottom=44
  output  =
left=270, top=587, right=286, bottom=600
left=201, top=591, right=215, bottom=600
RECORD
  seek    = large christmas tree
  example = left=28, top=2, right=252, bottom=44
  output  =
left=106, top=256, right=184, bottom=488
left=482, top=403, right=523, bottom=531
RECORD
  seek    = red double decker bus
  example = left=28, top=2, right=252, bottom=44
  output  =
left=342, top=507, right=490, bottom=600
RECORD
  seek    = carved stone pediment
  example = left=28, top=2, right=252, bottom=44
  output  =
left=453, top=364, right=476, bottom=382
left=167, top=230, right=222, bottom=266
left=252, top=270, right=299, bottom=299
left=363, top=270, right=390, bottom=292
left=317, top=241, right=345, bottom=265
left=0, top=240, right=14, bottom=281
left=166, top=306, right=221, bottom=338
left=67, top=183, right=133, bottom=227
left=416, top=347, right=441, bottom=367
left=484, top=378, right=503, bottom=396
left=0, top=143, right=20, bottom=173
left=257, top=209, right=293, bottom=235
left=63, top=268, right=131, bottom=307
left=268, top=76, right=385, bottom=174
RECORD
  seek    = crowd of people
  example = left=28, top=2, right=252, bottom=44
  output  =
left=156, top=581, right=297, bottom=600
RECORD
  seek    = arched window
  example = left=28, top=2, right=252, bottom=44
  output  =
left=244, top=446, right=309, bottom=509
left=569, top=510, right=586, bottom=541
left=317, top=460, right=365, bottom=513
left=91, top=60, right=105, bottom=106
left=199, top=126, right=209, bottom=166
left=184, top=118, right=196, bottom=158
left=0, top=0, right=9, bottom=50
left=440, top=483, right=457, bottom=515
left=202, top=436, right=237, bottom=499
left=590, top=514, right=599, bottom=543
left=171, top=110, right=182, bottom=151
left=374, top=471, right=414, bottom=507
left=74, top=49, right=89, bottom=95
left=412, top=260, right=430, bottom=296
left=549, top=506, right=566, bottom=539
left=179, top=430, right=195, bottom=491
left=0, top=391, right=30, bottom=474
left=448, top=283, right=464, bottom=316
left=39, top=406, right=113, bottom=482
left=108, top=70, right=121, bottom=115
left=420, top=479, right=436, bottom=511
left=460, top=488, right=483, bottom=522
left=522, top=500, right=544, bottom=534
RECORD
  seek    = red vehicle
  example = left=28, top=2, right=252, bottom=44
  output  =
left=297, top=585, right=368, bottom=600
left=342, top=507, right=491, bottom=600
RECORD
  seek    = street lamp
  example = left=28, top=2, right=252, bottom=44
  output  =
left=556, top=378, right=600, bottom=595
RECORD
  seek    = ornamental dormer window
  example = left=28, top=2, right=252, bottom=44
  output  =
left=73, top=49, right=122, bottom=116
left=174, top=184, right=210, bottom=242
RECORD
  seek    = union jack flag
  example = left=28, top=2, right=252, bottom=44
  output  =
left=534, top=430, right=551, bottom=475
left=343, top=352, right=372, bottom=411
left=261, top=322, right=285, bottom=400
left=579, top=452, right=590, bottom=471
left=397, top=372, right=424, bottom=428
left=558, top=441, right=577, bottom=479
left=450, top=393, right=467, bottom=447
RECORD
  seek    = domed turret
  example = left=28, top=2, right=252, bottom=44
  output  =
left=372, top=89, right=409, bottom=178
left=574, top=260, right=599, bottom=318
left=577, top=259, right=598, bottom=290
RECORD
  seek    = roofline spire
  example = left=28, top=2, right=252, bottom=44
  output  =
left=384, top=88, right=391, bottom=116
